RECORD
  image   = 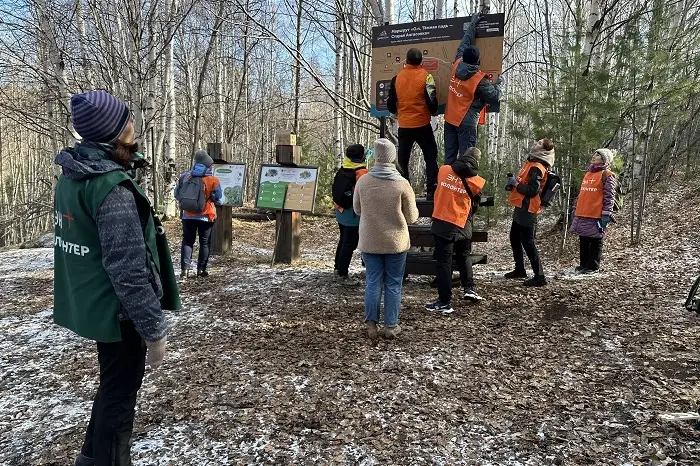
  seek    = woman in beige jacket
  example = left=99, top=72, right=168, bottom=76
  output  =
left=353, top=138, right=419, bottom=339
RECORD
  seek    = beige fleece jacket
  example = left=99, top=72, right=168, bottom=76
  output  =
left=353, top=174, right=419, bottom=254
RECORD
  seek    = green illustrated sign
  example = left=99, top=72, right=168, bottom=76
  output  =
left=255, top=164, right=319, bottom=213
left=212, top=163, right=247, bottom=207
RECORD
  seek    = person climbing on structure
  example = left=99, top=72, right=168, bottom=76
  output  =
left=425, top=147, right=486, bottom=314
left=444, top=12, right=504, bottom=165
left=387, top=48, right=439, bottom=199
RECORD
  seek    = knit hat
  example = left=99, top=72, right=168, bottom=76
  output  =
left=346, top=144, right=366, bottom=163
left=462, top=45, right=480, bottom=65
left=595, top=148, right=614, bottom=168
left=528, top=138, right=555, bottom=168
left=194, top=149, right=214, bottom=168
left=373, top=138, right=396, bottom=164
left=71, top=90, right=130, bottom=143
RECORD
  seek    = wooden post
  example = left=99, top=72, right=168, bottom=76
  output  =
left=209, top=142, right=233, bottom=255
left=273, top=133, right=301, bottom=264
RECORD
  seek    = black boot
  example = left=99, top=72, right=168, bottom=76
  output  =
left=504, top=269, right=527, bottom=279
left=197, top=270, right=209, bottom=278
left=75, top=453, right=95, bottom=466
left=114, top=432, right=133, bottom=466
left=523, top=275, right=547, bottom=287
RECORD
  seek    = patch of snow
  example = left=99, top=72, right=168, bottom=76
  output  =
left=0, top=248, right=53, bottom=279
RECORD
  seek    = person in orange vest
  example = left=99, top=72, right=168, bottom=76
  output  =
left=444, top=13, right=504, bottom=165
left=505, top=139, right=555, bottom=287
left=332, top=144, right=368, bottom=286
left=386, top=48, right=439, bottom=199
left=425, top=147, right=486, bottom=313
left=570, top=149, right=617, bottom=274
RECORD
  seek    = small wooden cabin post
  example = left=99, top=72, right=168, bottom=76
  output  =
left=208, top=142, right=233, bottom=255
left=273, top=131, right=301, bottom=264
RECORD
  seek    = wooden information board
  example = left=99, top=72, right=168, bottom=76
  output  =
left=370, top=14, right=504, bottom=117
left=255, top=164, right=319, bottom=213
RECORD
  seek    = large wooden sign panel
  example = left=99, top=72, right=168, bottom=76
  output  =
left=370, top=14, right=504, bottom=117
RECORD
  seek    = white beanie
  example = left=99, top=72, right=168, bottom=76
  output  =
left=595, top=148, right=614, bottom=168
left=374, top=138, right=396, bottom=164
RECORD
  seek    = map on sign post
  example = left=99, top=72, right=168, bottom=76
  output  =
left=255, top=164, right=319, bottom=213
left=212, top=163, right=246, bottom=207
left=370, top=14, right=504, bottom=117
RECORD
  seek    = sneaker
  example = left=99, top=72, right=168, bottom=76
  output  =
left=504, top=269, right=528, bottom=279
left=425, top=301, right=454, bottom=314
left=463, top=287, right=483, bottom=302
left=523, top=275, right=547, bottom=287
left=180, top=269, right=191, bottom=279
left=337, top=275, right=360, bottom=286
left=197, top=270, right=209, bottom=278
left=366, top=321, right=378, bottom=340
left=384, top=324, right=402, bottom=339
left=575, top=266, right=586, bottom=273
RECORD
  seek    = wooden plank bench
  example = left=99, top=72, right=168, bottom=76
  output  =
left=405, top=252, right=488, bottom=276
left=409, top=224, right=488, bottom=247
left=415, top=195, right=494, bottom=218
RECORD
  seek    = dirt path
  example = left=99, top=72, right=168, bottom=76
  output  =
left=1, top=184, right=699, bottom=465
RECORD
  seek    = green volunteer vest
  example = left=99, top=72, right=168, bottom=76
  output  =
left=53, top=170, right=181, bottom=342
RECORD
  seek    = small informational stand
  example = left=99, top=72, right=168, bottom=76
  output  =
left=208, top=142, right=239, bottom=255
left=257, top=131, right=318, bottom=264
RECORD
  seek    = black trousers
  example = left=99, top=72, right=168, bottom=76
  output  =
left=509, top=220, right=543, bottom=276
left=181, top=219, right=214, bottom=272
left=579, top=236, right=603, bottom=271
left=334, top=224, right=359, bottom=277
left=434, top=235, right=474, bottom=304
left=81, top=321, right=146, bottom=466
left=397, top=124, right=439, bottom=196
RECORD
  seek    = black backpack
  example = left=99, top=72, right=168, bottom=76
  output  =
left=540, top=169, right=561, bottom=208
left=332, top=169, right=358, bottom=209
left=177, top=174, right=206, bottom=212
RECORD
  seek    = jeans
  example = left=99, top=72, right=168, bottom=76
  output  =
left=334, top=224, right=360, bottom=277
left=181, top=219, right=214, bottom=272
left=81, top=321, right=146, bottom=466
left=397, top=124, right=438, bottom=196
left=579, top=236, right=603, bottom=270
left=433, top=235, right=474, bottom=304
left=444, top=122, right=478, bottom=165
left=362, top=252, right=407, bottom=327
left=509, top=220, right=543, bottom=276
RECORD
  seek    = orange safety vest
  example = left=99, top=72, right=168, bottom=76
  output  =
left=395, top=65, right=432, bottom=129
left=182, top=175, right=221, bottom=222
left=444, top=59, right=485, bottom=127
left=575, top=170, right=610, bottom=218
left=334, top=168, right=368, bottom=212
left=432, top=165, right=486, bottom=228
left=508, top=161, right=548, bottom=214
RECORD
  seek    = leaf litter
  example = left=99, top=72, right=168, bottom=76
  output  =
left=0, top=184, right=699, bottom=464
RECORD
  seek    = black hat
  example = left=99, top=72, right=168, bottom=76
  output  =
left=345, top=144, right=366, bottom=163
left=463, top=45, right=480, bottom=65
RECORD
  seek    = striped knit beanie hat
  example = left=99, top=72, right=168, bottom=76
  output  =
left=71, top=90, right=130, bottom=143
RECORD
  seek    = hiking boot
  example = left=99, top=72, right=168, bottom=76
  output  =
left=523, top=275, right=547, bottom=287
left=197, top=270, right=209, bottom=278
left=463, top=287, right=483, bottom=302
left=75, top=454, right=95, bottom=466
left=366, top=321, right=378, bottom=340
left=575, top=266, right=586, bottom=273
left=337, top=275, right=360, bottom=286
left=384, top=324, right=402, bottom=339
left=425, top=301, right=454, bottom=314
left=180, top=269, right=191, bottom=279
left=504, top=269, right=528, bottom=279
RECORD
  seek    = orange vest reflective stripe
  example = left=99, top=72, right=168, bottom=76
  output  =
left=445, top=60, right=485, bottom=127
left=395, top=65, right=432, bottom=128
left=432, top=165, right=486, bottom=227
left=575, top=170, right=609, bottom=218
left=508, top=161, right=548, bottom=214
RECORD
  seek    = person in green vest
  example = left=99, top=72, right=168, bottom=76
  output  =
left=54, top=90, right=180, bottom=466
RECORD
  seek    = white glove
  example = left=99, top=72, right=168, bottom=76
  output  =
left=146, top=336, right=167, bottom=369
